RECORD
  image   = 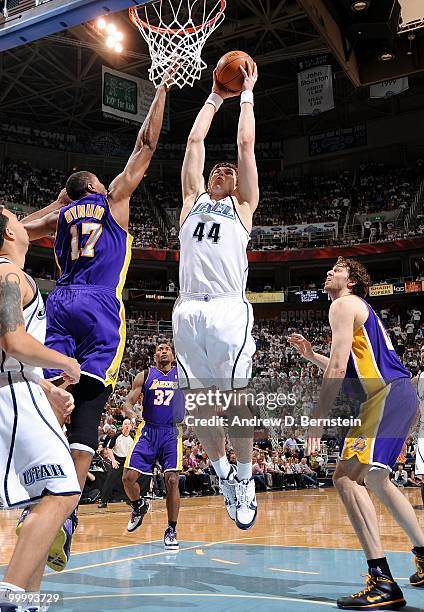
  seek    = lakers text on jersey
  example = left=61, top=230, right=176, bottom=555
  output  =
left=125, top=366, right=184, bottom=474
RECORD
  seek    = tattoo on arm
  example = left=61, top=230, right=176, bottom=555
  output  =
left=0, top=273, right=24, bottom=335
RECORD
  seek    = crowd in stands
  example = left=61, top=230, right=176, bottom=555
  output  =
left=3, top=157, right=424, bottom=252
left=354, top=162, right=420, bottom=216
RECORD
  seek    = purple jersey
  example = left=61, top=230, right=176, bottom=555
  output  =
left=142, top=366, right=185, bottom=426
left=54, top=193, right=133, bottom=288
left=45, top=193, right=132, bottom=388
left=344, top=297, right=410, bottom=401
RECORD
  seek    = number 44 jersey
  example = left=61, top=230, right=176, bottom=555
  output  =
left=179, top=192, right=249, bottom=296
left=173, top=192, right=256, bottom=391
left=45, top=194, right=133, bottom=388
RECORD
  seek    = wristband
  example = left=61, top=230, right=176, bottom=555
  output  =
left=205, top=93, right=223, bottom=112
left=240, top=90, right=254, bottom=106
left=31, top=373, right=42, bottom=385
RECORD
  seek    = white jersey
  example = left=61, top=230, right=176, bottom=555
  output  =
left=179, top=193, right=249, bottom=296
left=0, top=257, right=46, bottom=381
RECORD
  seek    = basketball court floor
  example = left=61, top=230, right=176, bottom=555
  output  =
left=1, top=489, right=423, bottom=611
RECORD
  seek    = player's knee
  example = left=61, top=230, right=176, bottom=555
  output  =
left=69, top=433, right=98, bottom=454
left=165, top=471, right=179, bottom=489
left=122, top=469, right=137, bottom=486
left=363, top=466, right=389, bottom=490
left=59, top=493, right=80, bottom=516
left=332, top=471, right=345, bottom=491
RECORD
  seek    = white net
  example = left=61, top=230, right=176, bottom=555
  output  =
left=130, top=0, right=226, bottom=89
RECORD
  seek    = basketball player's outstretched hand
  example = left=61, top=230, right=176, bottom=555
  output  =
left=57, top=188, right=71, bottom=207
left=287, top=333, right=313, bottom=359
left=62, top=357, right=81, bottom=385
left=239, top=61, right=258, bottom=91
left=46, top=386, right=75, bottom=422
left=212, top=69, right=240, bottom=99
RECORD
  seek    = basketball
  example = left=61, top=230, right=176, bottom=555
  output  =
left=215, top=50, right=255, bottom=93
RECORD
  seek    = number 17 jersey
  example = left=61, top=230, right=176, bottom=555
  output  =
left=45, top=193, right=133, bottom=388
left=54, top=193, right=132, bottom=289
left=179, top=192, right=250, bottom=296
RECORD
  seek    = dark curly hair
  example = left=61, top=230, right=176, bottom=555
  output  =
left=336, top=257, right=371, bottom=298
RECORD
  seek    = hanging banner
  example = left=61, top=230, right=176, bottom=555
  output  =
left=370, top=78, right=409, bottom=99
left=102, top=66, right=170, bottom=130
left=309, top=124, right=367, bottom=156
left=298, top=64, right=334, bottom=116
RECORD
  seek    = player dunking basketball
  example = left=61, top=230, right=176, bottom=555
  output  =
left=172, top=61, right=259, bottom=529
left=289, top=257, right=424, bottom=609
left=122, top=343, right=185, bottom=550
left=22, top=82, right=170, bottom=568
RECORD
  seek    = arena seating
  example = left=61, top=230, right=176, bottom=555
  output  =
left=2, top=158, right=424, bottom=251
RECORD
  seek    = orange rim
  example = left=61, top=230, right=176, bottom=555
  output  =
left=129, top=0, right=226, bottom=36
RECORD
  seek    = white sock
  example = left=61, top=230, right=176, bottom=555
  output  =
left=212, top=456, right=231, bottom=479
left=0, top=581, right=24, bottom=603
left=237, top=461, right=252, bottom=481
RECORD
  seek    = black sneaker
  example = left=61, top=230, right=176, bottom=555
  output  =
left=127, top=500, right=150, bottom=532
left=337, top=568, right=406, bottom=610
left=97, top=501, right=107, bottom=509
left=410, top=549, right=424, bottom=587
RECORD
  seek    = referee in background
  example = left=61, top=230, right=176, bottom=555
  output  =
left=98, top=419, right=134, bottom=508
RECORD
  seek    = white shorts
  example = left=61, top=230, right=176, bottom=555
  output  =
left=172, top=293, right=256, bottom=390
left=0, top=372, right=81, bottom=508
left=416, top=435, right=424, bottom=476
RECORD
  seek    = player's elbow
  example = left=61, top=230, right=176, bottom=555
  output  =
left=237, top=134, right=255, bottom=149
left=329, top=364, right=347, bottom=378
left=141, top=140, right=157, bottom=156
left=187, top=133, right=204, bottom=146
left=0, top=332, right=23, bottom=357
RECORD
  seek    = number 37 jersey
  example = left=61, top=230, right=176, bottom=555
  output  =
left=179, top=192, right=250, bottom=296
left=54, top=193, right=133, bottom=289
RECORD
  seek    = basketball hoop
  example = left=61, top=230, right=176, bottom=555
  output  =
left=129, top=0, right=226, bottom=89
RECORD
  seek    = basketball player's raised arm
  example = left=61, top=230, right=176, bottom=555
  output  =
left=108, top=85, right=168, bottom=207
left=181, top=70, right=238, bottom=208
left=124, top=371, right=145, bottom=420
left=0, top=265, right=80, bottom=382
left=236, top=63, right=259, bottom=213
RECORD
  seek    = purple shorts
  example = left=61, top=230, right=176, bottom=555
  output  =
left=44, top=286, right=125, bottom=388
left=341, top=377, right=418, bottom=469
left=125, top=422, right=183, bottom=474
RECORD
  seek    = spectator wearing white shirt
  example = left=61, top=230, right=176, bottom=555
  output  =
left=393, top=463, right=408, bottom=488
